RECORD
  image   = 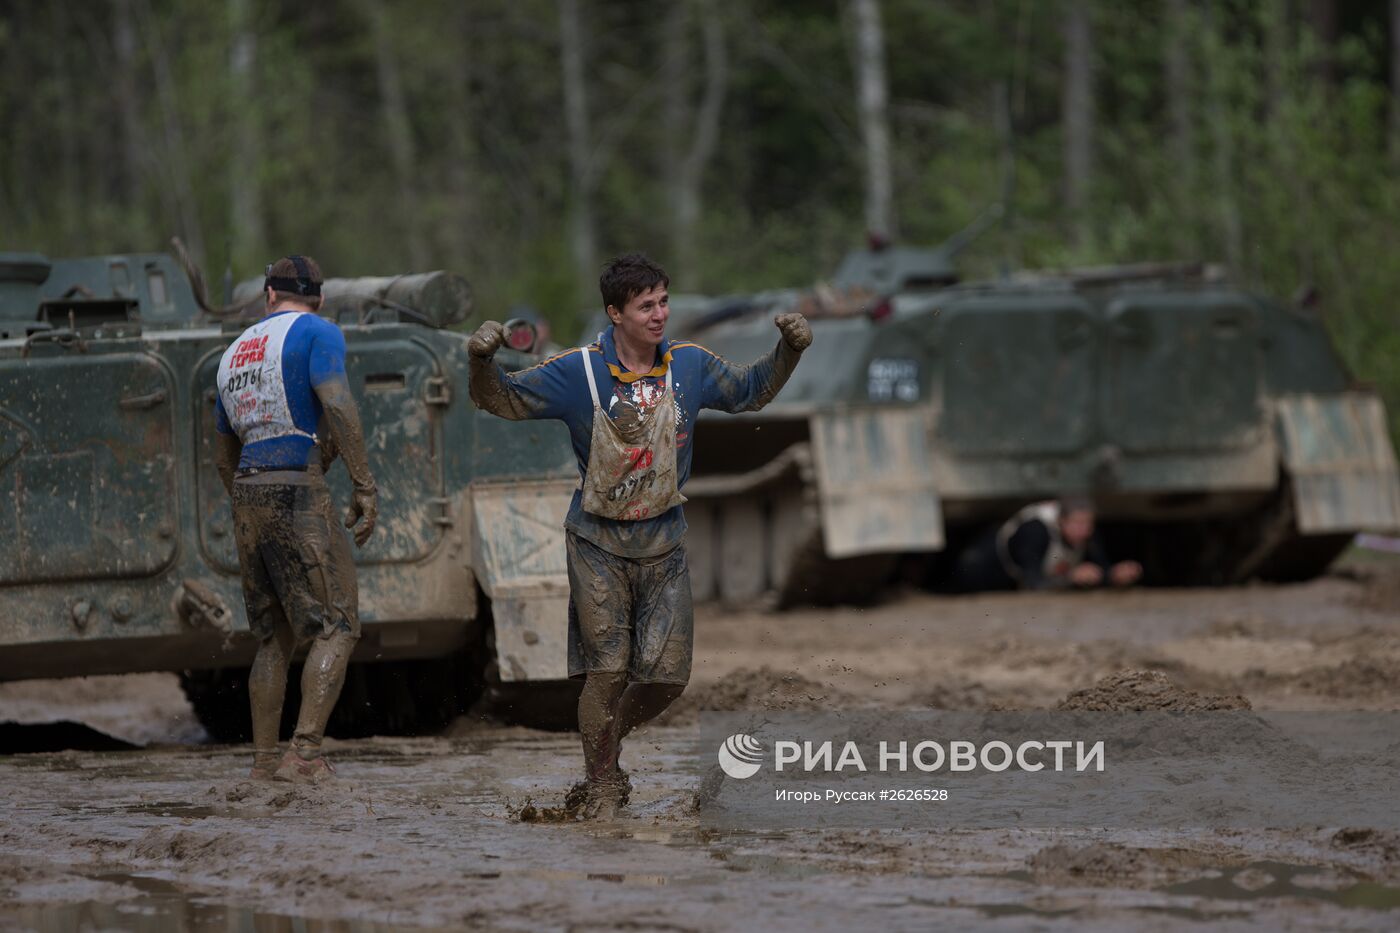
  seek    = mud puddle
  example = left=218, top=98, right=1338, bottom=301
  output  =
left=1163, top=861, right=1400, bottom=910
left=8, top=577, right=1400, bottom=929
left=3, top=870, right=433, bottom=932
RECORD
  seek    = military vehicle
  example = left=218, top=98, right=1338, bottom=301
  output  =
left=0, top=248, right=580, bottom=739
left=670, top=245, right=1400, bottom=605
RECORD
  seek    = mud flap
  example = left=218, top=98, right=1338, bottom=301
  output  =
left=1276, top=393, right=1400, bottom=534
left=809, top=408, right=944, bottom=559
left=470, top=480, right=575, bottom=681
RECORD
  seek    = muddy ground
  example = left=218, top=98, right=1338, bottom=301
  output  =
left=3, top=557, right=1400, bottom=931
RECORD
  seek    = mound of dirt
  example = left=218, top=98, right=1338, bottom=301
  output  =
left=1027, top=843, right=1228, bottom=887
left=1055, top=670, right=1251, bottom=712
left=658, top=667, right=857, bottom=725
left=1354, top=564, right=1400, bottom=613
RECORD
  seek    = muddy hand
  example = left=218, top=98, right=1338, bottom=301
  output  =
left=775, top=312, right=812, bottom=352
left=469, top=320, right=506, bottom=358
left=346, top=485, right=378, bottom=547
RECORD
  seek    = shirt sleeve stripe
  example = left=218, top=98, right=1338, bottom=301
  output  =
left=508, top=344, right=594, bottom=375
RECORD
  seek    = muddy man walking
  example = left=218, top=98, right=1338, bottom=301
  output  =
left=213, top=255, right=378, bottom=782
left=470, top=254, right=811, bottom=817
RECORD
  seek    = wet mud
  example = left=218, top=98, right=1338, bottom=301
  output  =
left=1055, top=669, right=1252, bottom=712
left=657, top=665, right=861, bottom=725
left=1351, top=560, right=1400, bottom=613
left=4, top=560, right=1400, bottom=929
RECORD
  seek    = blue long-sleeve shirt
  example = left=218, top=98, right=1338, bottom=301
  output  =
left=473, top=325, right=793, bottom=557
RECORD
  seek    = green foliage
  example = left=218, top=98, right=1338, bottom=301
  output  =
left=0, top=0, right=1396, bottom=439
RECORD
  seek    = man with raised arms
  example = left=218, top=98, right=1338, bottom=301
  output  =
left=469, top=253, right=811, bottom=818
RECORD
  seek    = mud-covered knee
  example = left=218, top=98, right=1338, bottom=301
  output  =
left=316, top=628, right=358, bottom=659
left=585, top=671, right=629, bottom=696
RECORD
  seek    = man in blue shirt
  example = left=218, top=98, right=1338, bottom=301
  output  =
left=470, top=253, right=811, bottom=817
left=213, top=255, right=378, bottom=783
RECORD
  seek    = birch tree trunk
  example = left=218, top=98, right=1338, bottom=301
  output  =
left=1390, top=0, right=1400, bottom=160
left=993, top=80, right=1020, bottom=271
left=112, top=0, right=145, bottom=215
left=228, top=0, right=264, bottom=270
left=1061, top=0, right=1095, bottom=249
left=663, top=3, right=691, bottom=273
left=365, top=0, right=428, bottom=269
left=442, top=4, right=477, bottom=264
left=1203, top=7, right=1243, bottom=275
left=670, top=0, right=728, bottom=286
left=851, top=0, right=895, bottom=242
left=51, top=4, right=80, bottom=244
left=1308, top=0, right=1336, bottom=88
left=559, top=0, right=597, bottom=302
left=1164, top=0, right=1196, bottom=256
left=136, top=0, right=205, bottom=266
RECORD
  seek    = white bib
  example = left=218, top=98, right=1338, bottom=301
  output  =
left=216, top=312, right=315, bottom=445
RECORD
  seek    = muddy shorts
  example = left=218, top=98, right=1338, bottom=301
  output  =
left=231, top=480, right=359, bottom=643
left=565, top=532, right=693, bottom=685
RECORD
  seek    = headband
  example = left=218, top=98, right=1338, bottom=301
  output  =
left=264, top=254, right=321, bottom=297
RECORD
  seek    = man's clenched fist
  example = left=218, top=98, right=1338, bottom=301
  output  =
left=775, top=312, right=812, bottom=352
left=469, top=320, right=506, bottom=358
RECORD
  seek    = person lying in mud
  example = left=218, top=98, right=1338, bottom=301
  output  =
left=951, top=497, right=1143, bottom=592
left=213, top=255, right=378, bottom=783
left=469, top=253, right=811, bottom=819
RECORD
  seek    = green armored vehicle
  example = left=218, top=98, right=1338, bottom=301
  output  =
left=673, top=246, right=1400, bottom=604
left=0, top=250, right=579, bottom=738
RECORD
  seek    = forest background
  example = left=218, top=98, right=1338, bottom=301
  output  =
left=2, top=0, right=1398, bottom=440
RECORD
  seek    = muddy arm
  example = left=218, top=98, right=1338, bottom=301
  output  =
left=754, top=337, right=804, bottom=410
left=469, top=355, right=546, bottom=421
left=214, top=433, right=241, bottom=497
left=316, top=413, right=340, bottom=472
left=467, top=320, right=563, bottom=421
left=704, top=313, right=811, bottom=414
left=313, top=375, right=378, bottom=546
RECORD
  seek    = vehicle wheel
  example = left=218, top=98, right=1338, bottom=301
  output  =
left=1252, top=533, right=1352, bottom=583
left=477, top=672, right=583, bottom=731
left=778, top=529, right=897, bottom=607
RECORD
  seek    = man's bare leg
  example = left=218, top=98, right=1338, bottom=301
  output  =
left=290, top=629, right=357, bottom=758
left=247, top=621, right=296, bottom=778
left=613, top=681, right=686, bottom=756
left=577, top=671, right=629, bottom=783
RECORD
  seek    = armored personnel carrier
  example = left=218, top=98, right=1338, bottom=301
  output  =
left=0, top=249, right=579, bottom=739
left=674, top=246, right=1400, bottom=605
